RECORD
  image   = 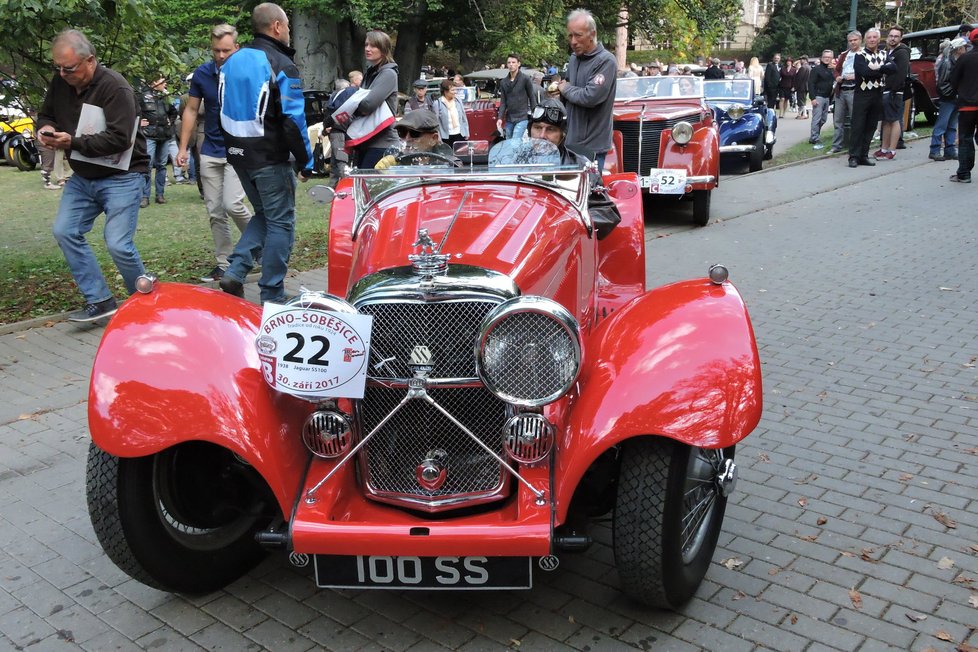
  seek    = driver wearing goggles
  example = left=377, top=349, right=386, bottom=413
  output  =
left=375, top=109, right=457, bottom=169
left=528, top=99, right=589, bottom=167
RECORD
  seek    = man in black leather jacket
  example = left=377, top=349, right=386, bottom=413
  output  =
left=139, top=76, right=179, bottom=206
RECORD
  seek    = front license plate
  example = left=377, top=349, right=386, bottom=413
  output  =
left=314, top=555, right=532, bottom=590
left=642, top=168, right=687, bottom=194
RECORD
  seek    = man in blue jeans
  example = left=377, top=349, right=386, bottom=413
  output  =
left=219, top=2, right=312, bottom=304
left=37, top=29, right=148, bottom=322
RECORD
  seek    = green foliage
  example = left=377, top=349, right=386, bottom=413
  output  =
left=0, top=0, right=183, bottom=112
left=0, top=165, right=328, bottom=325
left=753, top=0, right=892, bottom=59
left=153, top=0, right=252, bottom=73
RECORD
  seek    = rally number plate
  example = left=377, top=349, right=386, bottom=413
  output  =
left=640, top=168, right=687, bottom=194
left=314, top=555, right=532, bottom=590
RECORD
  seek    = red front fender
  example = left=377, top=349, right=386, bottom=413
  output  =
left=659, top=125, right=719, bottom=189
left=87, top=283, right=311, bottom=516
left=555, top=279, right=762, bottom=520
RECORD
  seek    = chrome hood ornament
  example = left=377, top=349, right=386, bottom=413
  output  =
left=408, top=228, right=450, bottom=277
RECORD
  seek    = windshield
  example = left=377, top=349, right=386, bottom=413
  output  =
left=616, top=75, right=703, bottom=100
left=703, top=79, right=753, bottom=101
left=347, top=139, right=591, bottom=237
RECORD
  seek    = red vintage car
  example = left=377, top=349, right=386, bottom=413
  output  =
left=85, top=144, right=761, bottom=609
left=611, top=76, right=720, bottom=226
left=903, top=25, right=959, bottom=124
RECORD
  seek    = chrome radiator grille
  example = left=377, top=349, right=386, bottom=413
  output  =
left=358, top=300, right=498, bottom=379
left=615, top=116, right=688, bottom=176
left=359, top=386, right=509, bottom=501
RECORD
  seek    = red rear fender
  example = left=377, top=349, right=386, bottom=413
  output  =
left=555, top=279, right=762, bottom=519
left=87, top=283, right=311, bottom=515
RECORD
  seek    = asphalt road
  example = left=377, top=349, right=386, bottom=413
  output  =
left=1, top=140, right=976, bottom=651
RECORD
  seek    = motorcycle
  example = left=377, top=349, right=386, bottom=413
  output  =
left=3, top=130, right=39, bottom=171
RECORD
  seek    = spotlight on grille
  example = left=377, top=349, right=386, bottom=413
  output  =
left=302, top=410, right=353, bottom=458
left=477, top=296, right=582, bottom=407
left=503, top=413, right=554, bottom=464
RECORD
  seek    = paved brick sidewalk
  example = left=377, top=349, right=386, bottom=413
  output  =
left=0, top=153, right=975, bottom=651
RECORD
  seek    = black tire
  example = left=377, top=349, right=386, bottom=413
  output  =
left=692, top=189, right=711, bottom=227
left=3, top=135, right=19, bottom=165
left=613, top=438, right=733, bottom=609
left=748, top=132, right=764, bottom=172
left=13, top=139, right=37, bottom=171
left=86, top=441, right=277, bottom=594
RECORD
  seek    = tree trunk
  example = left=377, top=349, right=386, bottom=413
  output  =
left=393, top=1, right=430, bottom=93
left=616, top=6, right=628, bottom=71
left=292, top=7, right=341, bottom=91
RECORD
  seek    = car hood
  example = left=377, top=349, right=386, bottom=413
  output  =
left=349, top=181, right=595, bottom=313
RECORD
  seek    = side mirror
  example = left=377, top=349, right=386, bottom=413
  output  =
left=308, top=185, right=336, bottom=205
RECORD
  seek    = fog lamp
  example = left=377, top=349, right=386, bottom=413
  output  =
left=302, top=410, right=353, bottom=458
left=503, top=413, right=554, bottom=464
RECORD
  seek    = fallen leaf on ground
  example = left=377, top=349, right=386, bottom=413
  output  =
left=936, top=631, right=954, bottom=642
left=904, top=433, right=919, bottom=442
left=510, top=639, right=521, bottom=647
left=956, top=643, right=978, bottom=652
left=798, top=498, right=808, bottom=507
left=953, top=576, right=974, bottom=586
left=768, top=567, right=781, bottom=576
left=938, top=557, right=955, bottom=570
left=861, top=548, right=880, bottom=563
left=938, top=287, right=957, bottom=291
left=840, top=551, right=854, bottom=557
left=905, top=612, right=927, bottom=622
left=969, top=595, right=978, bottom=608
left=797, top=533, right=818, bottom=542
left=929, top=507, right=957, bottom=529
left=568, top=615, right=575, bottom=623
left=849, top=589, right=862, bottom=609
left=721, top=558, right=744, bottom=570
left=757, top=453, right=771, bottom=463
left=816, top=516, right=828, bottom=526
left=789, top=614, right=798, bottom=624
left=963, top=447, right=978, bottom=455
left=732, top=590, right=747, bottom=601
left=898, top=473, right=914, bottom=482
left=794, top=473, right=817, bottom=484
left=970, top=544, right=978, bottom=554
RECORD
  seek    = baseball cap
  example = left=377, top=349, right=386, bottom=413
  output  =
left=970, top=27, right=978, bottom=42
left=412, top=79, right=427, bottom=88
left=951, top=37, right=969, bottom=49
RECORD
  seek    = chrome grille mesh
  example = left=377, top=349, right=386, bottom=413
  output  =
left=484, top=312, right=577, bottom=401
left=615, top=116, right=688, bottom=176
left=360, top=386, right=508, bottom=498
left=358, top=301, right=498, bottom=379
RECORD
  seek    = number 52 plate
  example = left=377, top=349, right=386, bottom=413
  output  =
left=641, top=168, right=687, bottom=194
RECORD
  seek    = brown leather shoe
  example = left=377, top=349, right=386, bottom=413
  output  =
left=155, top=196, right=166, bottom=204
left=139, top=197, right=149, bottom=208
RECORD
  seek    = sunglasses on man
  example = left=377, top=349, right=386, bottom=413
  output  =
left=396, top=128, right=432, bottom=139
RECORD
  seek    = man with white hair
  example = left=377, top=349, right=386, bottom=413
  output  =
left=558, top=8, right=617, bottom=171
left=847, top=27, right=886, bottom=168
left=37, top=29, right=148, bottom=321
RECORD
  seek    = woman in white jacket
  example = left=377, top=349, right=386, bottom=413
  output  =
left=434, top=78, right=469, bottom=146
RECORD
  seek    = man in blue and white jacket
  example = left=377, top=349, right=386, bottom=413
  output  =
left=218, top=2, right=312, bottom=304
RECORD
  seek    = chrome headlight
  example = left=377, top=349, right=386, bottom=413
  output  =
left=477, top=296, right=582, bottom=407
left=727, top=106, right=744, bottom=120
left=21, top=127, right=32, bottom=138
left=671, top=121, right=693, bottom=145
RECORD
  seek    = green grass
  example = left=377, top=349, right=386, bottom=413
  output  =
left=0, top=166, right=329, bottom=325
left=770, top=119, right=934, bottom=167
